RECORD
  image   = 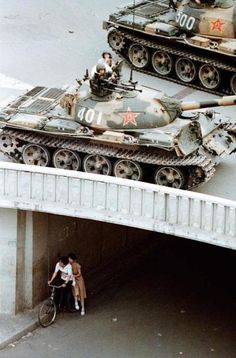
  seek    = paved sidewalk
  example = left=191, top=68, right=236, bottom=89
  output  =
left=0, top=308, right=39, bottom=350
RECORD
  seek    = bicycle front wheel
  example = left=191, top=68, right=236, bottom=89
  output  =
left=38, top=299, right=57, bottom=327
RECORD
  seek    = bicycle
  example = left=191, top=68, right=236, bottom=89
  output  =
left=38, top=284, right=61, bottom=327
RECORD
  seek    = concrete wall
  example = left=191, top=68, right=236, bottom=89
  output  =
left=0, top=208, right=18, bottom=314
left=45, top=214, right=154, bottom=270
left=0, top=210, right=34, bottom=314
left=15, top=210, right=28, bottom=313
left=32, top=213, right=49, bottom=306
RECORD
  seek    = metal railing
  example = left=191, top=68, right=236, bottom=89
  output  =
left=0, top=162, right=235, bottom=249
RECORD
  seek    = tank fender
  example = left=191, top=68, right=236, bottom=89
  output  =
left=203, top=129, right=236, bottom=156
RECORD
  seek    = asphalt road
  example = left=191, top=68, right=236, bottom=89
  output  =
left=0, top=0, right=236, bottom=200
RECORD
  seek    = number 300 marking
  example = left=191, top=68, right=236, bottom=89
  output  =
left=176, top=12, right=195, bottom=31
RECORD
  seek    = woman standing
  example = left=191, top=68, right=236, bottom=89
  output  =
left=68, top=253, right=87, bottom=316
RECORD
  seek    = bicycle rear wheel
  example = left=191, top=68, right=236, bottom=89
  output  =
left=38, top=299, right=57, bottom=327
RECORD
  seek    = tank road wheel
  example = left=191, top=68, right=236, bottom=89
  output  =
left=128, top=44, right=149, bottom=69
left=0, top=134, right=19, bottom=153
left=154, top=166, right=185, bottom=189
left=152, top=51, right=173, bottom=75
left=175, top=58, right=197, bottom=83
left=230, top=74, right=236, bottom=94
left=113, top=159, right=143, bottom=181
left=53, top=149, right=81, bottom=171
left=83, top=154, right=112, bottom=175
left=107, top=30, right=125, bottom=51
left=198, top=64, right=220, bottom=90
left=22, top=144, right=50, bottom=166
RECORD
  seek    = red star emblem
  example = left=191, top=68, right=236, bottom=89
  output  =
left=122, top=107, right=138, bottom=126
left=211, top=19, right=224, bottom=32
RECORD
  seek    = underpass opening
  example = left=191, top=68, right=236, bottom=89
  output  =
left=32, top=212, right=236, bottom=357
left=32, top=212, right=160, bottom=307
left=31, top=211, right=236, bottom=315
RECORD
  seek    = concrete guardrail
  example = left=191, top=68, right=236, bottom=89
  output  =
left=0, top=162, right=235, bottom=249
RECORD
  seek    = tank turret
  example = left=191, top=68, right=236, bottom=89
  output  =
left=104, top=0, right=236, bottom=94
left=0, top=80, right=235, bottom=190
left=75, top=84, right=236, bottom=131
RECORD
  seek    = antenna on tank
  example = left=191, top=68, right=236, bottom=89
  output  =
left=129, top=0, right=136, bottom=84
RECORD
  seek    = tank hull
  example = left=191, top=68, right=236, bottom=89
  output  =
left=104, top=0, right=236, bottom=95
left=0, top=84, right=236, bottom=190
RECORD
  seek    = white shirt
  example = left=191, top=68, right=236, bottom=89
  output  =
left=98, top=58, right=113, bottom=74
left=55, top=262, right=73, bottom=282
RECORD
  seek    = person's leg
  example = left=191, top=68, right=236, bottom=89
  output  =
left=80, top=298, right=85, bottom=315
left=72, top=287, right=79, bottom=310
left=75, top=295, right=80, bottom=310
left=59, top=287, right=66, bottom=309
left=73, top=285, right=80, bottom=310
left=65, top=282, right=73, bottom=310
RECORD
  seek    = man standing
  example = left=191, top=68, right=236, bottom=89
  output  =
left=48, top=256, right=74, bottom=310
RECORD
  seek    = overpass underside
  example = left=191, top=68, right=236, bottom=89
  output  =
left=0, top=162, right=235, bottom=314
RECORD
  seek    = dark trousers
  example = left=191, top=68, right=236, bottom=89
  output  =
left=51, top=276, right=73, bottom=309
left=59, top=281, right=73, bottom=309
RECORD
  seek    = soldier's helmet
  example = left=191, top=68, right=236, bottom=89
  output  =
left=96, top=63, right=106, bottom=73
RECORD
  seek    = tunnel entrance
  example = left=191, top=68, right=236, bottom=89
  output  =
left=32, top=212, right=161, bottom=306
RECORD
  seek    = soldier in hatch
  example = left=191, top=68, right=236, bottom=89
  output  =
left=93, top=63, right=108, bottom=81
left=90, top=63, right=117, bottom=97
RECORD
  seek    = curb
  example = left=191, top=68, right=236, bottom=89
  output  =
left=0, top=320, right=39, bottom=351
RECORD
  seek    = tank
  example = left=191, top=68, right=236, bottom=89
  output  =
left=0, top=78, right=235, bottom=190
left=103, top=0, right=236, bottom=95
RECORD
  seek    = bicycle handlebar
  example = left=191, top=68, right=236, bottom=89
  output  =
left=48, top=284, right=63, bottom=288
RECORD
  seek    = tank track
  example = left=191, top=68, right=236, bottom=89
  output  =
left=108, top=29, right=236, bottom=96
left=0, top=128, right=216, bottom=190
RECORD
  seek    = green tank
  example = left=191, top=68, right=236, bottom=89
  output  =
left=0, top=79, right=235, bottom=189
left=103, top=0, right=236, bottom=95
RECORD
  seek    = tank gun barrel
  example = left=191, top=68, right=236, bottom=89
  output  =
left=180, top=95, right=236, bottom=111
